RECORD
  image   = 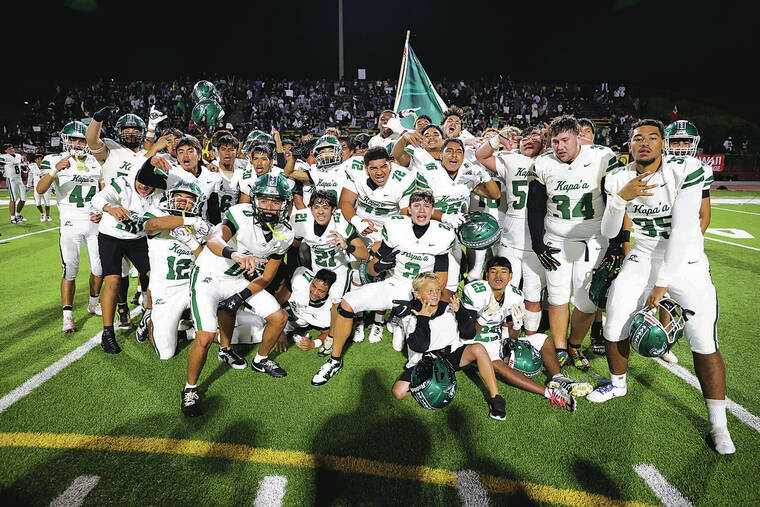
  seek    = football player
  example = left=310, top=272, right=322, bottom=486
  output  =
left=310, top=189, right=455, bottom=387
left=460, top=257, right=592, bottom=410
left=588, top=119, right=735, bottom=455
left=368, top=110, right=399, bottom=153
left=211, top=134, right=244, bottom=214
left=181, top=174, right=293, bottom=417
left=27, top=153, right=52, bottom=221
left=391, top=272, right=507, bottom=421
left=1, top=144, right=27, bottom=223
left=278, top=267, right=338, bottom=352
left=37, top=122, right=105, bottom=333
left=283, top=134, right=346, bottom=207
left=476, top=125, right=545, bottom=335
left=527, top=115, right=622, bottom=370
left=143, top=180, right=209, bottom=360
left=239, top=136, right=294, bottom=204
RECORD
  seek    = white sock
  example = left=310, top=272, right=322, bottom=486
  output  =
left=254, top=353, right=267, bottom=363
left=374, top=313, right=384, bottom=324
left=706, top=398, right=728, bottom=431
left=611, top=373, right=627, bottom=390
left=184, top=383, right=196, bottom=390
left=89, top=296, right=99, bottom=306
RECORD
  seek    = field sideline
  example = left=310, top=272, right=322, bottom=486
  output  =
left=1, top=190, right=759, bottom=506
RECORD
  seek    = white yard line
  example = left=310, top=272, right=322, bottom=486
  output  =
left=711, top=198, right=760, bottom=205
left=0, top=226, right=59, bottom=242
left=49, top=475, right=100, bottom=507
left=711, top=206, right=760, bottom=216
left=633, top=465, right=692, bottom=507
left=455, top=470, right=489, bottom=507
left=253, top=475, right=288, bottom=507
left=0, top=307, right=142, bottom=415
left=653, top=358, right=760, bottom=434
left=704, top=236, right=760, bottom=252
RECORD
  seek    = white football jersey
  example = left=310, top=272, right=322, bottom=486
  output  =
left=0, top=153, right=24, bottom=181
left=166, top=166, right=220, bottom=222
left=308, top=163, right=347, bottom=205
left=604, top=155, right=705, bottom=257
left=368, top=132, right=399, bottom=153
left=41, top=153, right=103, bottom=221
left=238, top=165, right=295, bottom=197
left=534, top=144, right=620, bottom=239
left=216, top=166, right=243, bottom=213
left=195, top=203, right=294, bottom=278
left=101, top=138, right=146, bottom=183
left=92, top=171, right=160, bottom=239
left=286, top=267, right=332, bottom=329
left=461, top=280, right=524, bottom=343
left=381, top=215, right=456, bottom=281
left=290, top=208, right=356, bottom=272
left=414, top=151, right=491, bottom=216
left=27, top=162, right=44, bottom=186
left=343, top=160, right=416, bottom=227
left=144, top=206, right=197, bottom=290
left=493, top=150, right=538, bottom=249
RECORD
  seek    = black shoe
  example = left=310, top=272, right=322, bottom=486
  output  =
left=135, top=309, right=150, bottom=343
left=489, top=394, right=506, bottom=421
left=101, top=327, right=121, bottom=354
left=251, top=357, right=287, bottom=377
left=181, top=387, right=201, bottom=417
left=117, top=304, right=131, bottom=329
left=218, top=347, right=248, bottom=369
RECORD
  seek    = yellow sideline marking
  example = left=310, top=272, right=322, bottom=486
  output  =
left=0, top=432, right=652, bottom=507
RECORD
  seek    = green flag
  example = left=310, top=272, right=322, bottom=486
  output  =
left=393, top=41, right=447, bottom=130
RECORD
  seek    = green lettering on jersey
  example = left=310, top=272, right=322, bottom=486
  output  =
left=511, top=181, right=527, bottom=210
left=68, top=185, right=97, bottom=208
left=551, top=192, right=594, bottom=220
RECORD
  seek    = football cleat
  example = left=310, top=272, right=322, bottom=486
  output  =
left=368, top=323, right=383, bottom=343
left=711, top=428, right=736, bottom=455
left=547, top=387, right=577, bottom=411
left=135, top=309, right=150, bottom=342
left=18, top=215, right=26, bottom=223
left=311, top=358, right=342, bottom=386
left=40, top=214, right=46, bottom=222
left=547, top=373, right=593, bottom=397
left=392, top=325, right=405, bottom=352
left=116, top=304, right=131, bottom=329
left=352, top=323, right=365, bottom=343
left=318, top=335, right=334, bottom=356
left=101, top=327, right=121, bottom=354
left=587, top=381, right=626, bottom=403
left=489, top=394, right=507, bottom=421
left=218, top=347, right=247, bottom=369
left=556, top=350, right=570, bottom=368
left=87, top=302, right=102, bottom=316
left=46, top=215, right=53, bottom=222
left=661, top=350, right=679, bottom=364
left=10, top=216, right=19, bottom=224
left=251, top=357, right=287, bottom=377
left=568, top=345, right=590, bottom=371
left=62, top=315, right=75, bottom=333
left=181, top=387, right=201, bottom=417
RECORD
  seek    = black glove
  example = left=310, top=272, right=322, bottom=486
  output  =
left=533, top=243, right=561, bottom=271
left=93, top=105, right=119, bottom=123
left=373, top=249, right=399, bottom=274
left=391, top=299, right=413, bottom=318
left=218, top=292, right=251, bottom=314
left=599, top=241, right=624, bottom=275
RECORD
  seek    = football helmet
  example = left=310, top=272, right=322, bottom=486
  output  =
left=191, top=99, right=225, bottom=133
left=629, top=298, right=689, bottom=357
left=250, top=173, right=292, bottom=224
left=410, top=353, right=457, bottom=410
left=60, top=121, right=90, bottom=156
left=242, top=130, right=275, bottom=154
left=502, top=339, right=543, bottom=378
left=457, top=211, right=501, bottom=250
left=115, top=113, right=146, bottom=148
left=664, top=120, right=700, bottom=157
left=313, top=135, right=343, bottom=170
left=162, top=180, right=204, bottom=217
left=192, top=80, right=222, bottom=103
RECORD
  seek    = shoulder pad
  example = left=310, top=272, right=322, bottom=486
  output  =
left=462, top=281, right=491, bottom=311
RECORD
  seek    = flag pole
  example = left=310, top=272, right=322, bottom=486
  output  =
left=393, top=30, right=411, bottom=112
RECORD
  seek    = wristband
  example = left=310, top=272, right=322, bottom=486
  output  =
left=146, top=131, right=156, bottom=140
left=621, top=230, right=631, bottom=243
left=222, top=246, right=236, bottom=259
left=90, top=142, right=107, bottom=154
left=239, top=288, right=252, bottom=300
left=346, top=243, right=356, bottom=254
left=313, top=338, right=323, bottom=349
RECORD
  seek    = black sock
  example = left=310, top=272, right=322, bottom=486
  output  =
left=104, top=325, right=114, bottom=332
left=591, top=321, right=603, bottom=339
left=556, top=348, right=567, bottom=354
left=118, top=276, right=129, bottom=304
left=62, top=305, right=73, bottom=311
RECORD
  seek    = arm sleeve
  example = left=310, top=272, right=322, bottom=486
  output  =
left=91, top=182, right=121, bottom=212
left=206, top=192, right=221, bottom=225
left=601, top=193, right=627, bottom=238
left=137, top=157, right=168, bottom=189
left=276, top=152, right=287, bottom=170
left=406, top=316, right=432, bottom=353
left=375, top=241, right=395, bottom=258
left=433, top=253, right=449, bottom=272
left=455, top=306, right=478, bottom=341
left=656, top=185, right=702, bottom=287
left=526, top=180, right=548, bottom=250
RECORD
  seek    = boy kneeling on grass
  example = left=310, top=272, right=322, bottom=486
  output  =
left=391, top=272, right=507, bottom=420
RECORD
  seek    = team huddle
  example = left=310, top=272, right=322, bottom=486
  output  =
left=1, top=80, right=735, bottom=454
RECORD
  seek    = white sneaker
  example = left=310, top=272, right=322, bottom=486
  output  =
left=10, top=216, right=19, bottom=224
left=45, top=215, right=53, bottom=222
left=88, top=302, right=102, bottom=316
left=368, top=323, right=383, bottom=343
left=62, top=316, right=75, bottom=333
left=661, top=350, right=678, bottom=364
left=587, top=382, right=627, bottom=403
left=392, top=325, right=405, bottom=352
left=311, top=358, right=342, bottom=386
left=711, top=428, right=736, bottom=455
left=40, top=214, right=46, bottom=222
left=18, top=215, right=27, bottom=223
left=352, top=323, right=365, bottom=343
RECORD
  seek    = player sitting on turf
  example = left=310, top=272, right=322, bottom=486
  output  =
left=143, top=180, right=210, bottom=360
left=588, top=119, right=735, bottom=455
left=459, top=257, right=592, bottom=411
left=181, top=173, right=293, bottom=417
left=390, top=272, right=507, bottom=421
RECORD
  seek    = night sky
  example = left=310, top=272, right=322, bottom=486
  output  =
left=2, top=0, right=756, bottom=120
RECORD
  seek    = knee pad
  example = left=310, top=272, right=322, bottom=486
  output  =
left=337, top=304, right=356, bottom=319
left=524, top=309, right=542, bottom=333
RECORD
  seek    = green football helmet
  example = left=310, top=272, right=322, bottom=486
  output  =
left=162, top=180, right=204, bottom=217
left=313, top=135, right=343, bottom=170
left=250, top=173, right=292, bottom=224
left=242, top=130, right=275, bottom=154
left=60, top=121, right=90, bottom=156
left=410, top=354, right=457, bottom=410
left=502, top=339, right=543, bottom=378
left=191, top=99, right=225, bottom=133
left=664, top=120, right=700, bottom=157
left=115, top=113, right=146, bottom=148
left=629, top=298, right=688, bottom=357
left=457, top=211, right=501, bottom=250
left=192, top=80, right=222, bottom=103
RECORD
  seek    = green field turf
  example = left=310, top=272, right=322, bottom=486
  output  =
left=1, top=190, right=759, bottom=506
